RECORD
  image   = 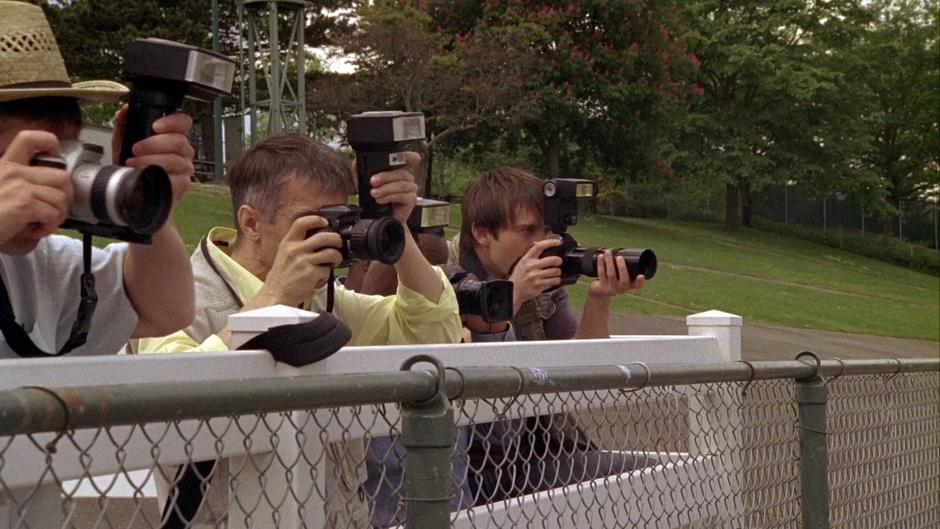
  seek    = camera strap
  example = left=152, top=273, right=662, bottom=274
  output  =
left=327, top=269, right=335, bottom=313
left=200, top=236, right=338, bottom=314
left=0, top=233, right=98, bottom=357
left=200, top=237, right=244, bottom=308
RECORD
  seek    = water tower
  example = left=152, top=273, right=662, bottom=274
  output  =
left=238, top=0, right=308, bottom=143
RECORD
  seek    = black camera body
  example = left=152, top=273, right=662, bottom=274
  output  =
left=347, top=111, right=426, bottom=219
left=31, top=141, right=172, bottom=243
left=443, top=264, right=514, bottom=323
left=120, top=38, right=235, bottom=165
left=313, top=205, right=405, bottom=268
left=542, top=178, right=657, bottom=286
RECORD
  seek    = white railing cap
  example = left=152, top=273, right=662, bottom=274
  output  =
left=686, top=310, right=743, bottom=327
left=228, top=304, right=318, bottom=332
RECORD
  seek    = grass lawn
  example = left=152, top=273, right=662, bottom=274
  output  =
left=77, top=183, right=940, bottom=342
left=560, top=215, right=939, bottom=341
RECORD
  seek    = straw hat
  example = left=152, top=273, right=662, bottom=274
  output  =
left=0, top=1, right=127, bottom=103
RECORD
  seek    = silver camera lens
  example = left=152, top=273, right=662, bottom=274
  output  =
left=59, top=141, right=172, bottom=236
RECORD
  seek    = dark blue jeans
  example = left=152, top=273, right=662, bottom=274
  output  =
left=363, top=428, right=473, bottom=528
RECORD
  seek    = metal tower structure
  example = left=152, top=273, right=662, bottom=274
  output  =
left=238, top=0, right=308, bottom=144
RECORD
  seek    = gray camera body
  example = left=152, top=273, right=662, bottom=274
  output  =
left=31, top=140, right=172, bottom=242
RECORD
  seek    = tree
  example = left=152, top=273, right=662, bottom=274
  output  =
left=853, top=0, right=940, bottom=236
left=310, top=2, right=541, bottom=146
left=442, top=0, right=696, bottom=181
left=677, top=0, right=874, bottom=231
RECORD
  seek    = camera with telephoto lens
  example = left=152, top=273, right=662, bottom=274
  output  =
left=443, top=264, right=514, bottom=323
left=542, top=178, right=657, bottom=286
left=30, top=141, right=172, bottom=242
left=311, top=205, right=405, bottom=268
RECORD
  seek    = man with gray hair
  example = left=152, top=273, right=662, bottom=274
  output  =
left=136, top=132, right=462, bottom=527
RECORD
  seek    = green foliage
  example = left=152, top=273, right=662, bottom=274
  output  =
left=676, top=0, right=938, bottom=232
left=754, top=219, right=940, bottom=276
left=447, top=0, right=697, bottom=180
left=853, top=0, right=940, bottom=232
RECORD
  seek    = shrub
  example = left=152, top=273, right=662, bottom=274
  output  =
left=754, top=218, right=940, bottom=276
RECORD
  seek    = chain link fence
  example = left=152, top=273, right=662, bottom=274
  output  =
left=752, top=185, right=940, bottom=250
left=0, top=358, right=936, bottom=529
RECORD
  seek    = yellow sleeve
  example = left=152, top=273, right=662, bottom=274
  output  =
left=136, top=330, right=228, bottom=355
left=339, top=266, right=461, bottom=346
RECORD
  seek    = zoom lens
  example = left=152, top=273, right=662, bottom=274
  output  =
left=569, top=247, right=658, bottom=281
left=349, top=216, right=406, bottom=265
left=73, top=160, right=172, bottom=236
left=475, top=279, right=514, bottom=322
left=115, top=165, right=173, bottom=234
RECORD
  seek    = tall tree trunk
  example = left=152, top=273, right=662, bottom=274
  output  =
left=882, top=212, right=897, bottom=237
left=725, top=182, right=741, bottom=231
left=424, top=138, right=434, bottom=198
left=882, top=191, right=901, bottom=237
left=741, top=179, right=753, bottom=227
left=543, top=132, right=562, bottom=179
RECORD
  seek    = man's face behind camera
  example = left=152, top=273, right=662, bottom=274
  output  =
left=481, top=205, right=548, bottom=277
left=0, top=117, right=80, bottom=255
left=253, top=177, right=347, bottom=270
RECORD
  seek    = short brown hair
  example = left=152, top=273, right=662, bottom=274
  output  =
left=226, top=133, right=354, bottom=231
left=459, top=166, right=544, bottom=257
left=0, top=96, right=81, bottom=138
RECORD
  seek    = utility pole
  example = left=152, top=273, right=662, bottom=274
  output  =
left=212, top=0, right=224, bottom=181
left=240, top=0, right=308, bottom=145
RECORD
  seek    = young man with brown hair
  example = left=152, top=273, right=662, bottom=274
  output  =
left=0, top=1, right=196, bottom=358
left=456, top=166, right=646, bottom=503
left=457, top=166, right=644, bottom=341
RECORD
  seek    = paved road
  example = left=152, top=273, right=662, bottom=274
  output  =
left=610, top=313, right=940, bottom=360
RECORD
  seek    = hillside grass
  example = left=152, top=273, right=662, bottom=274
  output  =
left=87, top=183, right=940, bottom=342
left=560, top=215, right=939, bottom=341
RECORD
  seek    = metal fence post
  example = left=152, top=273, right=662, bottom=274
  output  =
left=400, top=355, right=455, bottom=529
left=795, top=353, right=831, bottom=529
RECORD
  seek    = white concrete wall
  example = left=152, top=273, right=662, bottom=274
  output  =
left=0, top=311, right=744, bottom=529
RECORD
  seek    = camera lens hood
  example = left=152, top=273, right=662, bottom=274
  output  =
left=117, top=164, right=173, bottom=235
left=354, top=217, right=405, bottom=265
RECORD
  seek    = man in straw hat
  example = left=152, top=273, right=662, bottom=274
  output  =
left=0, top=0, right=196, bottom=358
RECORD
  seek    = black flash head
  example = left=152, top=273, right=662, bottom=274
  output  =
left=347, top=111, right=426, bottom=150
left=543, top=178, right=595, bottom=235
left=122, top=38, right=235, bottom=101
left=347, top=111, right=426, bottom=219
left=119, top=38, right=236, bottom=164
left=407, top=197, right=452, bottom=233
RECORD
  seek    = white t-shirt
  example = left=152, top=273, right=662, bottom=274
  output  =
left=0, top=235, right=139, bottom=359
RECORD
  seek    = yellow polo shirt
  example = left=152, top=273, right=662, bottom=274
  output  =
left=137, top=227, right=461, bottom=354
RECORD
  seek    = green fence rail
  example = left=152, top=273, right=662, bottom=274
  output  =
left=0, top=355, right=936, bottom=529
